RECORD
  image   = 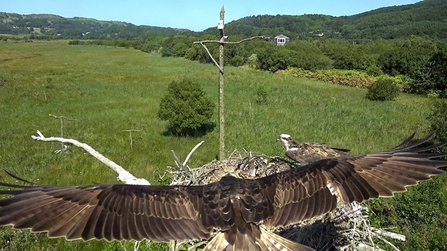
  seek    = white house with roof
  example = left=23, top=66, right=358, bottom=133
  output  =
left=274, top=34, right=290, bottom=46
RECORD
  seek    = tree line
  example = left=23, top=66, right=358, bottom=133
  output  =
left=70, top=33, right=447, bottom=97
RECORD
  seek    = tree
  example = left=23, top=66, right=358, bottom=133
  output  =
left=427, top=99, right=447, bottom=142
left=429, top=52, right=447, bottom=96
left=407, top=50, right=447, bottom=96
left=377, top=38, right=436, bottom=79
left=366, top=77, right=400, bottom=101
left=158, top=79, right=215, bottom=136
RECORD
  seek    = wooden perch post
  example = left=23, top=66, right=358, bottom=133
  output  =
left=49, top=114, right=76, bottom=153
left=123, top=129, right=141, bottom=149
left=218, top=6, right=225, bottom=160
left=194, top=6, right=266, bottom=160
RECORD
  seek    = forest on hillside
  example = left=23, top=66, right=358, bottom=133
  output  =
left=1, top=0, right=447, bottom=39
left=0, top=13, right=189, bottom=38
left=213, top=0, right=447, bottom=40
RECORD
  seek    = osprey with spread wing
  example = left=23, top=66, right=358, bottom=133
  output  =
left=277, top=133, right=350, bottom=164
left=0, top=133, right=446, bottom=251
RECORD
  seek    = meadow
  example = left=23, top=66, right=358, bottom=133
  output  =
left=0, top=40, right=443, bottom=250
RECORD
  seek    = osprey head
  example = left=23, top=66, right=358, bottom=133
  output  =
left=277, top=134, right=294, bottom=150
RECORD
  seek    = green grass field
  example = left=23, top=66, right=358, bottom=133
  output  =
left=0, top=40, right=444, bottom=250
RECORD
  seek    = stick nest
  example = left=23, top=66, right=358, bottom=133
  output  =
left=166, top=153, right=402, bottom=251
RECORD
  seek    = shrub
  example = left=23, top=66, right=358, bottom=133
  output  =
left=366, top=65, right=383, bottom=77
left=158, top=79, right=215, bottom=136
left=246, top=54, right=258, bottom=68
left=366, top=78, right=400, bottom=101
left=68, top=40, right=80, bottom=45
left=231, top=55, right=245, bottom=67
left=285, top=68, right=376, bottom=88
left=427, top=99, right=447, bottom=142
left=255, top=86, right=268, bottom=105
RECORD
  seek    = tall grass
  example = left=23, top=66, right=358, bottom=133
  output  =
left=0, top=40, right=437, bottom=250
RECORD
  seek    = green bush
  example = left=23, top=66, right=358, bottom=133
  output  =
left=427, top=99, right=447, bottom=142
left=255, top=86, right=268, bottom=105
left=366, top=78, right=400, bottom=101
left=158, top=79, right=215, bottom=136
left=285, top=68, right=376, bottom=88
left=366, top=65, right=383, bottom=77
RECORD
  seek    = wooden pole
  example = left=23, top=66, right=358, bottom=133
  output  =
left=193, top=7, right=265, bottom=160
left=218, top=6, right=225, bottom=160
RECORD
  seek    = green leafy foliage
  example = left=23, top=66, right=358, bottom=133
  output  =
left=428, top=51, right=447, bottom=97
left=256, top=42, right=332, bottom=72
left=367, top=174, right=447, bottom=251
left=158, top=79, right=215, bottom=137
left=255, top=86, right=268, bottom=105
left=366, top=65, right=383, bottom=77
left=377, top=37, right=436, bottom=79
left=286, top=68, right=376, bottom=88
left=427, top=99, right=447, bottom=142
left=366, top=78, right=400, bottom=101
left=406, top=50, right=447, bottom=96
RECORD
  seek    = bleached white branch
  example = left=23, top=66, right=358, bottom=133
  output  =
left=183, top=141, right=204, bottom=167
left=171, top=150, right=183, bottom=170
left=31, top=130, right=150, bottom=185
left=171, top=141, right=205, bottom=171
left=371, top=227, right=406, bottom=242
left=370, top=233, right=401, bottom=251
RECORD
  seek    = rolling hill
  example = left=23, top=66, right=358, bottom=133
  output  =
left=214, top=0, right=447, bottom=39
left=1, top=0, right=446, bottom=39
left=0, top=12, right=190, bottom=38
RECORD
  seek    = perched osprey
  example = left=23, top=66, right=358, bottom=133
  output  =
left=0, top=133, right=446, bottom=251
left=278, top=133, right=350, bottom=164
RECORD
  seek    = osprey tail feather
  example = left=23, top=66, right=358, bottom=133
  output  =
left=203, top=226, right=314, bottom=251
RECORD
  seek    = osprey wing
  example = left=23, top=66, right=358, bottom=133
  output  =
left=261, top=133, right=447, bottom=228
left=0, top=182, right=212, bottom=242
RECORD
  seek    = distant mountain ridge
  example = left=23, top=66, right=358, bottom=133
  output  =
left=1, top=0, right=446, bottom=39
left=0, top=12, right=190, bottom=39
left=211, top=0, right=447, bottom=39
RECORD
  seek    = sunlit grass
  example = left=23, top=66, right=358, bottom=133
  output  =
left=0, top=40, right=437, bottom=250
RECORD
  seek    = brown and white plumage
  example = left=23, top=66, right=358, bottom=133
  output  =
left=278, top=133, right=350, bottom=164
left=0, top=133, right=446, bottom=251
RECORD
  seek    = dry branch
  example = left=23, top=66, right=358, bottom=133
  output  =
left=196, top=42, right=222, bottom=71
left=193, top=36, right=268, bottom=45
left=371, top=227, right=406, bottom=242
left=193, top=36, right=267, bottom=73
left=31, top=130, right=150, bottom=185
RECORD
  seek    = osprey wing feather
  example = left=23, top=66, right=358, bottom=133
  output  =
left=0, top=133, right=446, bottom=251
left=0, top=183, right=212, bottom=242
left=263, top=133, right=446, bottom=228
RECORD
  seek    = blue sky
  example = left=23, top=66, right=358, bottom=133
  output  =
left=1, top=0, right=420, bottom=31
